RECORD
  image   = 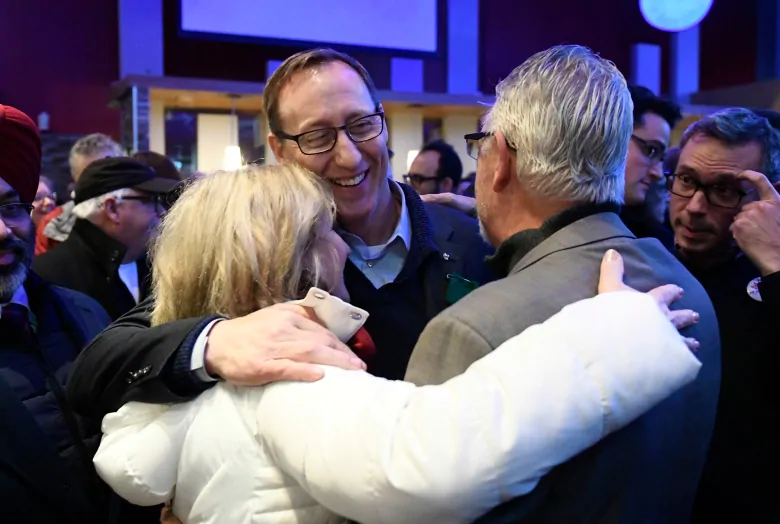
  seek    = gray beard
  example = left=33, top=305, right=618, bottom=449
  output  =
left=0, top=233, right=34, bottom=303
left=0, top=264, right=28, bottom=303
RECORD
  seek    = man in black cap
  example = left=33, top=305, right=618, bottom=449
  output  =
left=34, top=157, right=177, bottom=320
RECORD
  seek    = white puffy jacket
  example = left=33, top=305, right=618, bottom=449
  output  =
left=94, top=289, right=701, bottom=524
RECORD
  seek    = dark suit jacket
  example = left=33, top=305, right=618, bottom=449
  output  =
left=67, top=183, right=496, bottom=418
left=406, top=211, right=721, bottom=524
left=33, top=219, right=151, bottom=321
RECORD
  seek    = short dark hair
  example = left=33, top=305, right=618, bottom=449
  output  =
left=752, top=109, right=780, bottom=130
left=629, top=85, right=683, bottom=129
left=680, top=107, right=780, bottom=183
left=663, top=146, right=681, bottom=174
left=419, top=140, right=463, bottom=186
left=263, top=48, right=380, bottom=135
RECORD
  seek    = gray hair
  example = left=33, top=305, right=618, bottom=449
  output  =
left=69, top=133, right=124, bottom=170
left=680, top=108, right=780, bottom=183
left=72, top=188, right=130, bottom=221
left=482, top=45, right=631, bottom=204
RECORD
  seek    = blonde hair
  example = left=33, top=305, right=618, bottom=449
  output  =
left=150, top=163, right=338, bottom=326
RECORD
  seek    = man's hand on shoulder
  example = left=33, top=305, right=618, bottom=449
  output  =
left=204, top=303, right=366, bottom=386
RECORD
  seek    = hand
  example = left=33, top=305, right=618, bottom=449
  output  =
left=161, top=501, right=182, bottom=524
left=731, top=170, right=780, bottom=276
left=597, top=249, right=700, bottom=351
left=204, top=303, right=366, bottom=386
left=421, top=192, right=477, bottom=215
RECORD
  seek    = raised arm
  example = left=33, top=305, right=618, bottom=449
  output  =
left=257, top=290, right=701, bottom=524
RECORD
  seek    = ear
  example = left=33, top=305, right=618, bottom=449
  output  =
left=491, top=130, right=514, bottom=193
left=268, top=132, right=285, bottom=161
left=440, top=178, right=453, bottom=193
left=102, top=197, right=121, bottom=224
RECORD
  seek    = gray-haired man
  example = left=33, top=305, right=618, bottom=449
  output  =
left=36, top=133, right=124, bottom=254
left=405, top=45, right=721, bottom=523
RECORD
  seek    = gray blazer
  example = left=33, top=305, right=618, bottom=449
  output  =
left=405, top=212, right=721, bottom=524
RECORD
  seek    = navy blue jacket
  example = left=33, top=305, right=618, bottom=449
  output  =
left=0, top=272, right=110, bottom=521
left=67, top=182, right=497, bottom=416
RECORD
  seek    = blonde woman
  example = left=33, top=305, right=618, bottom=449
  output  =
left=94, top=164, right=701, bottom=524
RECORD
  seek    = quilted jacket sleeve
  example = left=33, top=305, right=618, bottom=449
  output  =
left=93, top=400, right=198, bottom=506
left=256, top=291, right=701, bottom=524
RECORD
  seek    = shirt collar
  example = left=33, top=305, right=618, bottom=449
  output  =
left=338, top=180, right=412, bottom=251
left=290, top=287, right=368, bottom=343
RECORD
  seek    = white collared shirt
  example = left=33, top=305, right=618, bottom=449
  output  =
left=338, top=180, right=412, bottom=289
left=117, top=262, right=140, bottom=304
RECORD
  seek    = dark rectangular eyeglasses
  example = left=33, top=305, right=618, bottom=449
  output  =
left=275, top=112, right=385, bottom=155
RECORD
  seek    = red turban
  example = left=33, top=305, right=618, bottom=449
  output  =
left=0, top=105, right=41, bottom=203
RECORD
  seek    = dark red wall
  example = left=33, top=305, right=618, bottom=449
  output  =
left=699, top=0, right=758, bottom=91
left=162, top=0, right=448, bottom=92
left=0, top=0, right=120, bottom=136
left=479, top=0, right=758, bottom=96
left=479, top=0, right=671, bottom=95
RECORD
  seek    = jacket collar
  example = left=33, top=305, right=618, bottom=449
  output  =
left=67, top=219, right=129, bottom=278
left=291, top=287, right=368, bottom=343
left=399, top=182, right=444, bottom=256
left=487, top=203, right=621, bottom=276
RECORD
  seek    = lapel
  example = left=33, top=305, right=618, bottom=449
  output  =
left=510, top=212, right=636, bottom=275
left=399, top=184, right=463, bottom=318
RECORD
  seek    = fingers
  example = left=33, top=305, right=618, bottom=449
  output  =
left=258, top=347, right=368, bottom=384
left=647, top=284, right=684, bottom=309
left=737, top=170, right=780, bottom=202
left=683, top=337, right=700, bottom=352
left=420, top=193, right=448, bottom=204
left=256, top=359, right=326, bottom=384
left=283, top=339, right=366, bottom=370
left=597, top=249, right=629, bottom=294
left=665, top=308, right=700, bottom=330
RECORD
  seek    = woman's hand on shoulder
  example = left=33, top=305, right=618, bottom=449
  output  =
left=597, top=249, right=700, bottom=351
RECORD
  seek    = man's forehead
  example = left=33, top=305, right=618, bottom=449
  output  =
left=678, top=136, right=763, bottom=183
left=0, top=178, right=16, bottom=197
left=680, top=134, right=762, bottom=167
left=277, top=62, right=375, bottom=128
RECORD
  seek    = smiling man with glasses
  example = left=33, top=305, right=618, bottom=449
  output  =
left=66, top=48, right=496, bottom=423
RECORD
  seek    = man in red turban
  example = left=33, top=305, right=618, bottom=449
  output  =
left=0, top=104, right=41, bottom=302
left=0, top=105, right=41, bottom=203
left=0, top=105, right=152, bottom=523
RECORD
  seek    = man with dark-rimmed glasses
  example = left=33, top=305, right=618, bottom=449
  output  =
left=667, top=107, right=780, bottom=524
left=66, top=48, right=496, bottom=421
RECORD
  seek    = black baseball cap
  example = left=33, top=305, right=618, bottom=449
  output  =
left=74, top=157, right=179, bottom=205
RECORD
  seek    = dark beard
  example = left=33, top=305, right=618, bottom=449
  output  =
left=0, top=232, right=34, bottom=303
